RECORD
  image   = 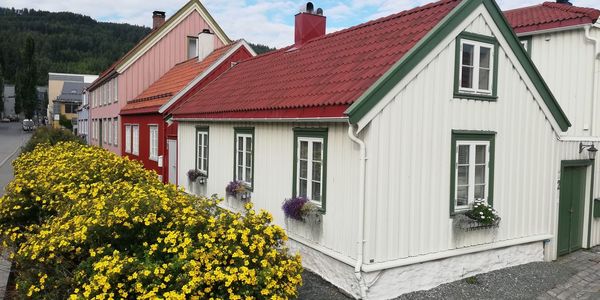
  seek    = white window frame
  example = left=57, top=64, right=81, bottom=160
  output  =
left=113, top=118, right=118, bottom=145
left=235, top=133, right=253, bottom=187
left=149, top=125, right=159, bottom=161
left=113, top=80, right=118, bottom=103
left=296, top=137, right=325, bottom=206
left=132, top=125, right=139, bottom=155
left=197, top=130, right=209, bottom=173
left=103, top=120, right=108, bottom=144
left=187, top=37, right=198, bottom=59
left=454, top=140, right=490, bottom=211
left=458, top=39, right=494, bottom=95
left=125, top=125, right=132, bottom=153
left=107, top=119, right=112, bottom=145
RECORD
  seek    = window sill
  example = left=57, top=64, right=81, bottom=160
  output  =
left=454, top=92, right=498, bottom=102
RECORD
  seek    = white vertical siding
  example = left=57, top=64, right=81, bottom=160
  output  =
left=178, top=122, right=361, bottom=259
left=529, top=28, right=598, bottom=137
left=362, top=14, right=564, bottom=263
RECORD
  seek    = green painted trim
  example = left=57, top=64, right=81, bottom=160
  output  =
left=559, top=159, right=593, bottom=252
left=587, top=163, right=595, bottom=248
left=453, top=32, right=499, bottom=101
left=292, top=128, right=329, bottom=213
left=195, top=126, right=209, bottom=176
left=233, top=127, right=255, bottom=190
left=346, top=0, right=571, bottom=132
left=593, top=198, right=600, bottom=218
left=519, top=36, right=532, bottom=55
left=449, top=130, right=496, bottom=216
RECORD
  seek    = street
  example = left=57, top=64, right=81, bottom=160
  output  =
left=0, top=122, right=31, bottom=299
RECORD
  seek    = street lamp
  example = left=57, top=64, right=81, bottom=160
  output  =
left=579, top=142, right=598, bottom=160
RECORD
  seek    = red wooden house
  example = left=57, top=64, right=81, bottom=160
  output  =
left=120, top=37, right=256, bottom=183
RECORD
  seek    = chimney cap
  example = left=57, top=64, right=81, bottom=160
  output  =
left=153, top=11, right=166, bottom=17
left=556, top=0, right=572, bottom=5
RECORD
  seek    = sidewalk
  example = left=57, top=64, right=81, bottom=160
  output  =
left=539, top=247, right=600, bottom=300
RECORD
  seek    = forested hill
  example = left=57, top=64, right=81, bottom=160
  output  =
left=0, top=7, right=276, bottom=86
left=0, top=7, right=151, bottom=85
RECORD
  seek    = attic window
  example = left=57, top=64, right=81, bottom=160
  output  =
left=187, top=37, right=198, bottom=59
left=454, top=32, right=498, bottom=101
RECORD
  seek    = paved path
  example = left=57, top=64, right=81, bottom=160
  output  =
left=539, top=247, right=600, bottom=300
left=0, top=122, right=31, bottom=299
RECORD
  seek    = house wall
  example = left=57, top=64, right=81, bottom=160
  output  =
left=527, top=27, right=600, bottom=138
left=91, top=7, right=226, bottom=155
left=177, top=122, right=361, bottom=262
left=121, top=113, right=164, bottom=180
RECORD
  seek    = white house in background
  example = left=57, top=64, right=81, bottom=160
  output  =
left=505, top=2, right=600, bottom=256
left=171, top=0, right=598, bottom=298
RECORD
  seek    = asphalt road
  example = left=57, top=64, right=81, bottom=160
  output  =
left=0, top=122, right=31, bottom=299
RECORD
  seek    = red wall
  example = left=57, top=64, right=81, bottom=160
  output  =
left=121, top=113, right=166, bottom=181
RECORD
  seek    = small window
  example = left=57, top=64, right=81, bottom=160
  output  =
left=450, top=131, right=495, bottom=214
left=187, top=37, right=198, bottom=59
left=114, top=80, right=118, bottom=103
left=113, top=118, right=118, bottom=145
left=519, top=36, right=531, bottom=54
left=234, top=128, right=254, bottom=188
left=149, top=125, right=159, bottom=161
left=125, top=125, right=132, bottom=153
left=132, top=125, right=139, bottom=155
left=107, top=119, right=112, bottom=145
left=103, top=120, right=108, bottom=144
left=196, top=128, right=209, bottom=174
left=293, top=128, right=328, bottom=210
left=455, top=33, right=498, bottom=100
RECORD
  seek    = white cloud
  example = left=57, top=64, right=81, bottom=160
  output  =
left=1, top=0, right=599, bottom=47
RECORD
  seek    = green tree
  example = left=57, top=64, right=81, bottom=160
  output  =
left=15, top=36, right=37, bottom=119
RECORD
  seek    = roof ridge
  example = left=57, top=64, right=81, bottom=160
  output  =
left=504, top=4, right=544, bottom=13
left=542, top=2, right=600, bottom=19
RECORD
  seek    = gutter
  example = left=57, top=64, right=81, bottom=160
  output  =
left=347, top=124, right=368, bottom=299
left=172, top=117, right=348, bottom=123
left=515, top=24, right=588, bottom=37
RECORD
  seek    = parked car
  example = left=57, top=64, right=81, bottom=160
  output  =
left=0, top=118, right=9, bottom=123
left=8, top=115, right=19, bottom=122
left=22, top=119, right=34, bottom=131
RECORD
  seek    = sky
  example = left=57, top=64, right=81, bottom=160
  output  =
left=1, top=0, right=600, bottom=48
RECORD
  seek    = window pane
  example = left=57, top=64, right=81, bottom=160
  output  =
left=478, top=69, right=490, bottom=90
left=300, top=141, right=308, bottom=159
left=457, top=186, right=468, bottom=207
left=458, top=145, right=469, bottom=164
left=300, top=160, right=308, bottom=178
left=237, top=166, right=243, bottom=180
left=299, top=179, right=307, bottom=197
left=461, top=67, right=473, bottom=88
left=312, top=162, right=322, bottom=181
left=462, top=44, right=474, bottom=66
left=237, top=137, right=243, bottom=151
left=246, top=137, right=252, bottom=151
left=246, top=152, right=252, bottom=168
left=237, top=151, right=243, bottom=165
left=475, top=185, right=485, bottom=200
left=313, top=142, right=322, bottom=161
left=480, top=47, right=491, bottom=68
left=312, top=182, right=321, bottom=202
left=203, top=145, right=208, bottom=161
left=475, top=165, right=486, bottom=184
left=246, top=167, right=252, bottom=182
left=476, top=145, right=486, bottom=164
left=457, top=166, right=469, bottom=185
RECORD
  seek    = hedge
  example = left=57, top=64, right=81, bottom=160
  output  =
left=0, top=142, right=302, bottom=299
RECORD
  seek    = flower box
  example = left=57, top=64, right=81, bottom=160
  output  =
left=226, top=180, right=252, bottom=201
left=453, top=200, right=501, bottom=231
left=187, top=169, right=207, bottom=184
left=282, top=197, right=322, bottom=224
left=453, top=213, right=501, bottom=231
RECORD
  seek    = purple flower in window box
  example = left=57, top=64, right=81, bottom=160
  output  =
left=187, top=169, right=207, bottom=184
left=226, top=180, right=251, bottom=200
left=282, top=197, right=321, bottom=223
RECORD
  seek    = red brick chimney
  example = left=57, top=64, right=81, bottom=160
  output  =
left=295, top=2, right=326, bottom=47
left=153, top=11, right=166, bottom=29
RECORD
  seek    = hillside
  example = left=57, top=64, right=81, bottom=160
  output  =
left=0, top=7, right=276, bottom=86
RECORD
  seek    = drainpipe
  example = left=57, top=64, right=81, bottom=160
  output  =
left=584, top=25, right=600, bottom=248
left=584, top=25, right=600, bottom=136
left=347, top=123, right=368, bottom=299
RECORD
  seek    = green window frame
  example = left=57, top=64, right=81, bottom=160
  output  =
left=195, top=126, right=209, bottom=175
left=450, top=130, right=496, bottom=215
left=292, top=128, right=328, bottom=212
left=454, top=32, right=499, bottom=101
left=233, top=127, right=255, bottom=189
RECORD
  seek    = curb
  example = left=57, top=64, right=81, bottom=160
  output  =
left=0, top=133, right=28, bottom=169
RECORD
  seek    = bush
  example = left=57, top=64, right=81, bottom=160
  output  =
left=22, top=126, right=84, bottom=153
left=0, top=142, right=302, bottom=299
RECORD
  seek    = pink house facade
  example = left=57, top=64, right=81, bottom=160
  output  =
left=88, top=0, right=230, bottom=154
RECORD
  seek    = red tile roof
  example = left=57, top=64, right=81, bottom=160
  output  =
left=121, top=44, right=235, bottom=115
left=505, top=2, right=600, bottom=34
left=172, top=0, right=461, bottom=119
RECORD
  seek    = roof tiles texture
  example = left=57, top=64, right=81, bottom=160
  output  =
left=505, top=2, right=600, bottom=34
left=121, top=44, right=235, bottom=114
left=173, top=0, right=461, bottom=119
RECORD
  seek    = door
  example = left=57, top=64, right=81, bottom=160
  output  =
left=98, top=119, right=103, bottom=148
left=558, top=165, right=587, bottom=256
left=167, top=139, right=177, bottom=184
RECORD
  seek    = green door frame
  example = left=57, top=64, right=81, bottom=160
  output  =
left=558, top=160, right=593, bottom=256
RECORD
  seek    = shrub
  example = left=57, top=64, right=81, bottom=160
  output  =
left=21, top=126, right=84, bottom=153
left=0, top=142, right=302, bottom=299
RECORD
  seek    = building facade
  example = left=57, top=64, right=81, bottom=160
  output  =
left=47, top=73, right=97, bottom=128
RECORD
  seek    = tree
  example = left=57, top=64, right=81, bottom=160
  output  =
left=0, top=65, right=4, bottom=117
left=15, top=36, right=37, bottom=119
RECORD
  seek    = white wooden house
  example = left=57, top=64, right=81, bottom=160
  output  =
left=171, top=0, right=597, bottom=298
left=505, top=1, right=600, bottom=257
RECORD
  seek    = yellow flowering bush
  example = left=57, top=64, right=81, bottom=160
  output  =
left=0, top=142, right=302, bottom=299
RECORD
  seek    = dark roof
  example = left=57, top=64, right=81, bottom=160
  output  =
left=172, top=0, right=461, bottom=119
left=505, top=2, right=600, bottom=34
left=55, top=82, right=87, bottom=103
